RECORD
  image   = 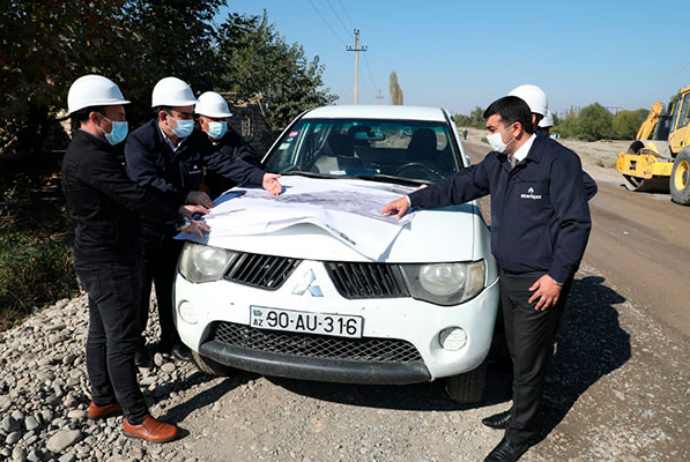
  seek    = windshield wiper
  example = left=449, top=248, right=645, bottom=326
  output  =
left=280, top=171, right=343, bottom=179
left=349, top=174, right=432, bottom=186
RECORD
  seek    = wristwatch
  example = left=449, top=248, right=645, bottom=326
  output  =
left=177, top=216, right=192, bottom=231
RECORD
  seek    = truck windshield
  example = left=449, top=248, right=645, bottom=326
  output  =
left=264, top=118, right=462, bottom=183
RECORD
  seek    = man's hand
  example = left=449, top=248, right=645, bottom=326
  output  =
left=181, top=219, right=211, bottom=238
left=381, top=197, right=410, bottom=219
left=178, top=204, right=209, bottom=218
left=186, top=190, right=215, bottom=209
left=528, top=275, right=562, bottom=311
left=262, top=173, right=282, bottom=195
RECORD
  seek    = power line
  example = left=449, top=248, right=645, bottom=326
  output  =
left=336, top=0, right=356, bottom=30
left=325, top=0, right=353, bottom=39
left=362, top=51, right=378, bottom=92
left=644, top=59, right=690, bottom=101
left=307, top=0, right=348, bottom=47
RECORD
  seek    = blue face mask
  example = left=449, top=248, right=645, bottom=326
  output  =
left=98, top=115, right=129, bottom=145
left=167, top=114, right=194, bottom=138
left=207, top=121, right=228, bottom=140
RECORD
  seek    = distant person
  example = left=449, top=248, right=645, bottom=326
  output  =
left=382, top=96, right=592, bottom=462
left=462, top=129, right=468, bottom=140
left=62, top=75, right=207, bottom=443
left=538, top=111, right=554, bottom=138
left=509, top=84, right=597, bottom=200
left=195, top=91, right=261, bottom=197
left=125, top=77, right=282, bottom=363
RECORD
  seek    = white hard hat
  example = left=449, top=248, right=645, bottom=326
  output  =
left=151, top=77, right=199, bottom=107
left=67, top=75, right=130, bottom=113
left=539, top=111, right=554, bottom=128
left=508, top=84, right=548, bottom=116
left=195, top=91, right=233, bottom=118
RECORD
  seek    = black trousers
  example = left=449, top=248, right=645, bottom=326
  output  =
left=75, top=261, right=148, bottom=425
left=138, top=230, right=185, bottom=347
left=499, top=271, right=571, bottom=445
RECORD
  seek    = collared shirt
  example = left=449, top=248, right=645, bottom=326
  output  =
left=510, top=133, right=536, bottom=164
left=156, top=122, right=186, bottom=153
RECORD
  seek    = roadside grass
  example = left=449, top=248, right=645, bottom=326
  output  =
left=0, top=172, right=78, bottom=331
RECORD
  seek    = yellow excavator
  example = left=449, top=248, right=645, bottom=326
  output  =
left=616, top=84, right=690, bottom=205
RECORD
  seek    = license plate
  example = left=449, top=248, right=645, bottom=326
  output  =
left=249, top=306, right=363, bottom=338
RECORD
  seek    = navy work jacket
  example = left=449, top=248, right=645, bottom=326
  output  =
left=204, top=128, right=262, bottom=196
left=125, top=119, right=265, bottom=232
left=409, top=134, right=592, bottom=284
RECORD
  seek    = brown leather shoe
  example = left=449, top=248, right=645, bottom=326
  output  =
left=88, top=401, right=123, bottom=419
left=123, top=416, right=178, bottom=443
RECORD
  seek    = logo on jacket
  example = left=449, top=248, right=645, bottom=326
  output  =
left=292, top=269, right=323, bottom=297
left=189, top=164, right=202, bottom=175
left=521, top=187, right=542, bottom=200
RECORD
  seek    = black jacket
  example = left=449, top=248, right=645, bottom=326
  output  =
left=125, top=119, right=265, bottom=232
left=410, top=134, right=592, bottom=284
left=61, top=130, right=180, bottom=263
left=204, top=128, right=261, bottom=196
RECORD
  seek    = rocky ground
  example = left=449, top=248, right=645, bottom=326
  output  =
left=1, top=260, right=689, bottom=461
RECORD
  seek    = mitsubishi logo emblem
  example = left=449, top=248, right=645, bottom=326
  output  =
left=292, top=269, right=323, bottom=297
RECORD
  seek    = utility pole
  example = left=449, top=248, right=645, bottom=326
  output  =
left=376, top=89, right=384, bottom=104
left=346, top=29, right=367, bottom=105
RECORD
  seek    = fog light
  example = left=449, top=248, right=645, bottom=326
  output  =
left=438, top=327, right=467, bottom=351
left=178, top=301, right=198, bottom=325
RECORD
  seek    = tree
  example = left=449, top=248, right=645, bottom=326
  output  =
left=612, top=108, right=648, bottom=140
left=389, top=72, right=403, bottom=105
left=575, top=103, right=614, bottom=141
left=215, top=11, right=337, bottom=130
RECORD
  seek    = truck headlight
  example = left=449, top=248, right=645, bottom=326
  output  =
left=178, top=242, right=237, bottom=283
left=401, top=260, right=485, bottom=306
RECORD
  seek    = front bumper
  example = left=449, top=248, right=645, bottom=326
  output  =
left=174, top=260, right=500, bottom=384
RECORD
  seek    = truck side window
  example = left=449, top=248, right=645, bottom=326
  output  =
left=678, top=95, right=690, bottom=128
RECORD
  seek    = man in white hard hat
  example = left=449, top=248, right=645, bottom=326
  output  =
left=508, top=84, right=597, bottom=200
left=61, top=75, right=208, bottom=443
left=195, top=91, right=261, bottom=196
left=538, top=111, right=554, bottom=138
left=125, top=77, right=282, bottom=363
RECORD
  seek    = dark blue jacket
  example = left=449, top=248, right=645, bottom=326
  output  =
left=62, top=130, right=180, bottom=263
left=204, top=127, right=261, bottom=197
left=125, top=119, right=265, bottom=231
left=536, top=127, right=598, bottom=200
left=409, top=134, right=592, bottom=284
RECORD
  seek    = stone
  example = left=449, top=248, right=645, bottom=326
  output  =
left=24, top=416, right=40, bottom=432
left=58, top=453, right=76, bottom=462
left=154, top=354, right=165, bottom=367
left=2, top=415, right=21, bottom=433
left=46, top=429, right=83, bottom=453
left=67, top=410, right=87, bottom=420
left=6, top=431, right=22, bottom=444
left=161, top=363, right=176, bottom=374
left=11, top=447, right=26, bottom=462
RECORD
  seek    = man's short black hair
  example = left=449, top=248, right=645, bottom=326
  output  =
left=153, top=105, right=173, bottom=115
left=71, top=106, right=106, bottom=124
left=483, top=96, right=534, bottom=134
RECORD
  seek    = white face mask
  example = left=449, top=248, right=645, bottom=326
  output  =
left=487, top=124, right=515, bottom=153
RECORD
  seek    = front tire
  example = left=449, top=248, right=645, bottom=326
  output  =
left=670, top=149, right=690, bottom=206
left=192, top=350, right=232, bottom=377
left=445, top=362, right=488, bottom=404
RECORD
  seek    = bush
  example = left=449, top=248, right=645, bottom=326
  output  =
left=0, top=233, right=78, bottom=329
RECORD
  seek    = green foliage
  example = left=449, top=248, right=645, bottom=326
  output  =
left=1, top=2, right=336, bottom=154
left=612, top=109, right=648, bottom=140
left=454, top=106, right=485, bottom=129
left=389, top=72, right=403, bottom=105
left=215, top=11, right=337, bottom=129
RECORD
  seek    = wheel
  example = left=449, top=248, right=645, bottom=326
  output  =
left=445, top=362, right=487, bottom=404
left=670, top=149, right=690, bottom=206
left=192, top=350, right=231, bottom=377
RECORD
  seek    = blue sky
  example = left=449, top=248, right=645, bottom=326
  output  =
left=219, top=1, right=689, bottom=117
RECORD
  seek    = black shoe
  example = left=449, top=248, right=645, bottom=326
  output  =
left=484, top=438, right=529, bottom=462
left=170, top=343, right=192, bottom=362
left=482, top=408, right=512, bottom=429
left=135, top=349, right=154, bottom=368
